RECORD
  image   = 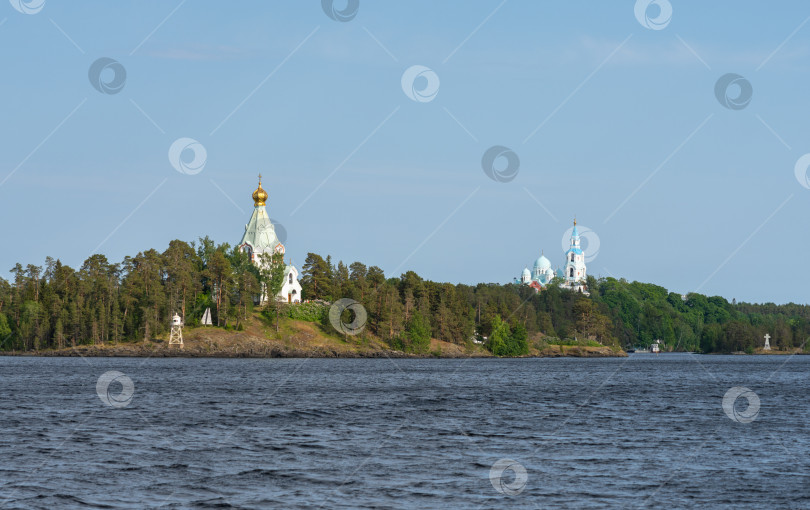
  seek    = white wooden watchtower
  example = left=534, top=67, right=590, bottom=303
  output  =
left=169, top=313, right=184, bottom=348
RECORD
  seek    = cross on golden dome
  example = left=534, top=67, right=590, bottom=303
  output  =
left=252, top=174, right=268, bottom=206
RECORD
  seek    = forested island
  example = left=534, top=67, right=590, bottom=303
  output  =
left=0, top=237, right=807, bottom=357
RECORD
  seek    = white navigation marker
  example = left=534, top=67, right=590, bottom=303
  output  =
left=169, top=313, right=184, bottom=349
left=763, top=333, right=771, bottom=351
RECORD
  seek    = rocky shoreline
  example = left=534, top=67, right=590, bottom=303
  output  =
left=1, top=319, right=627, bottom=359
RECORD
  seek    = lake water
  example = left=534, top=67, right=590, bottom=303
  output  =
left=0, top=354, right=808, bottom=509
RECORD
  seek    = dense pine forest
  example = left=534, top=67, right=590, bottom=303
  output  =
left=0, top=238, right=808, bottom=354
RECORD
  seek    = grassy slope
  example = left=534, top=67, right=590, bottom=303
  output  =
left=26, top=312, right=489, bottom=358
left=13, top=312, right=626, bottom=358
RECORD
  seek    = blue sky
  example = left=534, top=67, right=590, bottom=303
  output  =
left=1, top=1, right=809, bottom=304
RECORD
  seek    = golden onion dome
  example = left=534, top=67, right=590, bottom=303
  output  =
left=252, top=174, right=268, bottom=206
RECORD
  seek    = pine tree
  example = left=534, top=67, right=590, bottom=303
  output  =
left=301, top=253, right=331, bottom=300
left=163, top=240, right=200, bottom=322
left=335, top=261, right=350, bottom=299
left=207, top=250, right=233, bottom=327
left=349, top=262, right=367, bottom=299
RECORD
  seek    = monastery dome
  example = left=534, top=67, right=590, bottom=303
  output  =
left=533, top=254, right=551, bottom=270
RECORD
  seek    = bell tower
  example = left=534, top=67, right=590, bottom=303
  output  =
left=563, top=218, right=587, bottom=292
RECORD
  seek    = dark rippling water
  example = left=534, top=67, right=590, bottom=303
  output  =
left=1, top=354, right=809, bottom=509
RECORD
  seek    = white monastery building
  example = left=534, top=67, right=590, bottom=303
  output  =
left=515, top=219, right=589, bottom=294
left=238, top=175, right=303, bottom=303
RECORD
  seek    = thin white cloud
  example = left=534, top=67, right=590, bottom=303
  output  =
left=579, top=35, right=810, bottom=70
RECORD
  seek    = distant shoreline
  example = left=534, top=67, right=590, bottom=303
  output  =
left=7, top=344, right=803, bottom=359
left=704, top=350, right=808, bottom=356
left=629, top=350, right=808, bottom=356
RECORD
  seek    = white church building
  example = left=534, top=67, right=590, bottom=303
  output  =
left=238, top=175, right=303, bottom=303
left=516, top=219, right=589, bottom=294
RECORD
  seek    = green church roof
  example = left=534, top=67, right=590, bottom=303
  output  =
left=239, top=205, right=281, bottom=253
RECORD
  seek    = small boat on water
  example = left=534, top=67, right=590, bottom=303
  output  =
left=630, top=341, right=663, bottom=354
